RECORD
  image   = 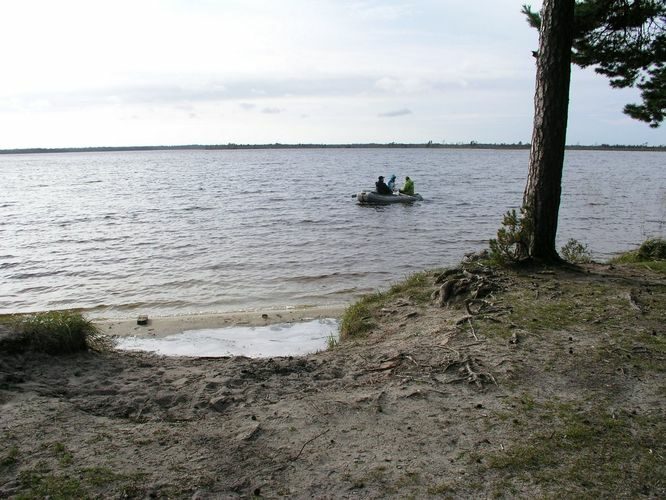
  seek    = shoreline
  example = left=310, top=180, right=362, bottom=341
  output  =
left=2, top=261, right=664, bottom=497
left=95, top=305, right=346, bottom=338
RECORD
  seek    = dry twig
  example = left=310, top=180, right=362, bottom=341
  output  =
left=291, top=429, right=330, bottom=461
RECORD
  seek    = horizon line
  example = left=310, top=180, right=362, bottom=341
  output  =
left=1, top=142, right=665, bottom=155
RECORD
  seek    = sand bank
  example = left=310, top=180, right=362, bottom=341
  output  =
left=94, top=305, right=346, bottom=338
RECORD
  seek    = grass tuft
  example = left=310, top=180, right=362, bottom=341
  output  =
left=1, top=310, right=108, bottom=354
left=612, top=237, right=666, bottom=268
left=339, top=292, right=385, bottom=340
left=339, top=271, right=435, bottom=340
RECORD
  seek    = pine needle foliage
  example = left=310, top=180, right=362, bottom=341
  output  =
left=489, top=208, right=532, bottom=266
left=560, top=238, right=592, bottom=263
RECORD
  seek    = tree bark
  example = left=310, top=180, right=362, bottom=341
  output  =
left=523, top=0, right=575, bottom=262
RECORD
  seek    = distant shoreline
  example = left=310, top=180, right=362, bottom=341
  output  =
left=1, top=142, right=664, bottom=154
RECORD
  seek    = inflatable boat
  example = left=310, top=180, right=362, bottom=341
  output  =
left=356, top=191, right=424, bottom=204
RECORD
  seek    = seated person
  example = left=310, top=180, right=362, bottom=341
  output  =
left=375, top=176, right=393, bottom=195
left=399, top=176, right=414, bottom=195
left=387, top=174, right=397, bottom=192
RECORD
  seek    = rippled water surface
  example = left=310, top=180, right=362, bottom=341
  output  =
left=1, top=148, right=664, bottom=318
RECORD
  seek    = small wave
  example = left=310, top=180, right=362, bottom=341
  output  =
left=17, top=285, right=53, bottom=294
left=182, top=206, right=214, bottom=212
left=280, top=271, right=370, bottom=283
left=58, top=217, right=92, bottom=226
left=9, top=270, right=66, bottom=279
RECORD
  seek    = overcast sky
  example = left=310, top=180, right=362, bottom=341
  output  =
left=1, top=0, right=663, bottom=148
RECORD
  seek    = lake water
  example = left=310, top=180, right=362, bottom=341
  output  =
left=115, top=318, right=339, bottom=358
left=1, top=148, right=664, bottom=319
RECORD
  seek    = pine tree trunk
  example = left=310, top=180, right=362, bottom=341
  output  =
left=523, top=0, right=575, bottom=262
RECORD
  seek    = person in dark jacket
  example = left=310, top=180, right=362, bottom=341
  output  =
left=375, top=176, right=393, bottom=195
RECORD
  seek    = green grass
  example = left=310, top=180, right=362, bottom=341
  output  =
left=1, top=446, right=19, bottom=468
left=339, top=271, right=435, bottom=340
left=484, top=401, right=665, bottom=498
left=15, top=466, right=150, bottom=500
left=611, top=238, right=666, bottom=268
left=339, top=291, right=385, bottom=339
left=17, top=471, right=87, bottom=500
left=0, top=310, right=108, bottom=354
left=384, top=271, right=435, bottom=304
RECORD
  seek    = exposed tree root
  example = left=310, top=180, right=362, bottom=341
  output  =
left=432, top=264, right=505, bottom=308
left=445, top=355, right=497, bottom=388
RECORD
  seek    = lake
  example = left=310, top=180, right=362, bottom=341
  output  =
left=1, top=148, right=664, bottom=319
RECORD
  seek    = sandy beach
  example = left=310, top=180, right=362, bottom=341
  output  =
left=95, top=305, right=346, bottom=338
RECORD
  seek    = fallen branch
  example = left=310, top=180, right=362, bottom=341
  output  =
left=291, top=429, right=330, bottom=461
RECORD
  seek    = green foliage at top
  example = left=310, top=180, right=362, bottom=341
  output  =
left=488, top=208, right=532, bottom=266
left=1, top=311, right=107, bottom=354
left=523, top=1, right=666, bottom=127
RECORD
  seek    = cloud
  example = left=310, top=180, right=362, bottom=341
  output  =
left=351, top=2, right=415, bottom=21
left=378, top=108, right=412, bottom=117
left=375, top=77, right=431, bottom=94
left=0, top=77, right=381, bottom=112
left=262, top=107, right=282, bottom=114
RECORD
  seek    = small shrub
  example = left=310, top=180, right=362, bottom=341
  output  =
left=489, top=208, right=532, bottom=266
left=560, top=238, right=592, bottom=263
left=2, top=311, right=107, bottom=354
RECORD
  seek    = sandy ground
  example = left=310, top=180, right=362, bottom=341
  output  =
left=96, top=306, right=346, bottom=338
left=1, top=263, right=664, bottom=498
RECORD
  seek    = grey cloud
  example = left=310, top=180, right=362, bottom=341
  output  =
left=1, top=74, right=528, bottom=113
left=4, top=77, right=377, bottom=111
left=379, top=108, right=413, bottom=117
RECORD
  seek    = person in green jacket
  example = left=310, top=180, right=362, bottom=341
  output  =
left=399, top=176, right=414, bottom=195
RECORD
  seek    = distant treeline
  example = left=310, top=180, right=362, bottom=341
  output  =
left=1, top=142, right=664, bottom=154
